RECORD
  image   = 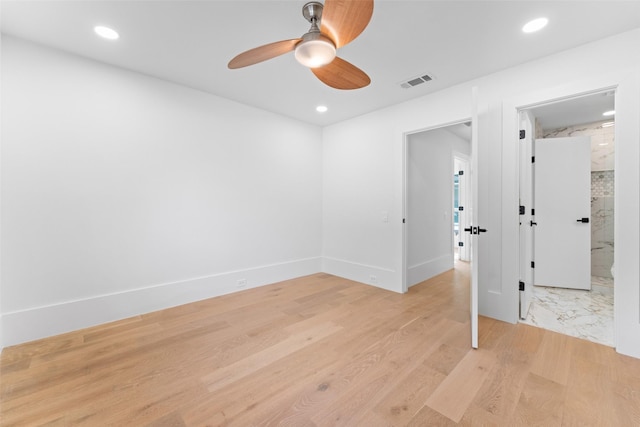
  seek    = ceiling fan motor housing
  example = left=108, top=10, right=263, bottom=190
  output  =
left=295, top=32, right=336, bottom=68
left=302, top=2, right=324, bottom=24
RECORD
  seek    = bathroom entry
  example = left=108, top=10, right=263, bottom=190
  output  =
left=518, top=91, right=616, bottom=346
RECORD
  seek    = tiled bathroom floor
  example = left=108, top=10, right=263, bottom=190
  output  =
left=520, top=276, right=614, bottom=347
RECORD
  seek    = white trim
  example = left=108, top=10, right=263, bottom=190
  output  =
left=2, top=257, right=322, bottom=347
left=407, top=255, right=453, bottom=287
left=322, top=256, right=396, bottom=292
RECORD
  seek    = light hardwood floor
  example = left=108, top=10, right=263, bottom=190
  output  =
left=2, top=262, right=639, bottom=426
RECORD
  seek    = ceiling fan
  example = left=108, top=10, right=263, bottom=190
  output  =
left=228, top=0, right=373, bottom=90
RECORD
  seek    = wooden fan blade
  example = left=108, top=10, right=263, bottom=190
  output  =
left=228, top=39, right=301, bottom=69
left=320, top=0, right=373, bottom=48
left=311, top=57, right=370, bottom=90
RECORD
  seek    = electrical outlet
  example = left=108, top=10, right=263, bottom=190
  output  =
left=237, top=279, right=247, bottom=288
left=369, top=275, right=378, bottom=283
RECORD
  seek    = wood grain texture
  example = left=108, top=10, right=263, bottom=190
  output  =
left=311, top=57, right=370, bottom=89
left=321, top=0, right=374, bottom=48
left=426, top=348, right=496, bottom=422
left=2, top=262, right=640, bottom=426
left=228, top=39, right=300, bottom=69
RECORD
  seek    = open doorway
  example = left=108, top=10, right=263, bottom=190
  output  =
left=518, top=91, right=615, bottom=347
left=405, top=121, right=472, bottom=288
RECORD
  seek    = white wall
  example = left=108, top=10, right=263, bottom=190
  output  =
left=322, top=29, right=640, bottom=358
left=0, top=37, right=323, bottom=347
left=407, top=128, right=470, bottom=286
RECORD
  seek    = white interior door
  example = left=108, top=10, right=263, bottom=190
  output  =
left=534, top=136, right=591, bottom=290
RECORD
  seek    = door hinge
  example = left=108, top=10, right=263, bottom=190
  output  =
left=458, top=170, right=464, bottom=175
left=458, top=206, right=464, bottom=211
left=519, top=205, right=525, bottom=215
left=531, top=156, right=535, bottom=163
left=531, top=208, right=535, bottom=216
left=531, top=261, right=535, bottom=268
left=458, top=241, right=464, bottom=247
left=403, top=218, right=406, bottom=224
left=519, top=130, right=525, bottom=139
left=519, top=281, right=525, bottom=291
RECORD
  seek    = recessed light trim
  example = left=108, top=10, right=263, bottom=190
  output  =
left=603, top=110, right=615, bottom=117
left=316, top=105, right=328, bottom=113
left=522, top=17, right=548, bottom=33
left=94, top=25, right=119, bottom=40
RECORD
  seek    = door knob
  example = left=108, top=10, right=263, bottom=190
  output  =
left=576, top=217, right=590, bottom=223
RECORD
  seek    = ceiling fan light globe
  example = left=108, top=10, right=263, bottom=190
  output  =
left=295, top=39, right=336, bottom=68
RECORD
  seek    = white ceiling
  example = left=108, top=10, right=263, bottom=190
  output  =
left=2, top=1, right=640, bottom=127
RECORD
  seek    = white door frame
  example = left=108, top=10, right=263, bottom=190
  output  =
left=402, top=117, right=473, bottom=293
left=518, top=110, right=535, bottom=319
left=502, top=70, right=640, bottom=358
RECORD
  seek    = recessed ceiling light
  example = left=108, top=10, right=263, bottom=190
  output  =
left=94, top=25, right=119, bottom=40
left=316, top=105, right=328, bottom=113
left=603, top=110, right=615, bottom=117
left=522, top=17, right=548, bottom=33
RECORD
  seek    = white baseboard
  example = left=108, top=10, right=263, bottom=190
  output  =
left=407, top=254, right=453, bottom=287
left=322, top=256, right=399, bottom=293
left=1, top=257, right=322, bottom=348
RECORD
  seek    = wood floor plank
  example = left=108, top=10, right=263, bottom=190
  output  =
left=407, top=404, right=458, bottom=426
left=2, top=263, right=640, bottom=426
left=510, top=372, right=565, bottom=426
left=611, top=380, right=640, bottom=426
left=530, top=329, right=576, bottom=386
left=310, top=317, right=461, bottom=426
left=425, top=348, right=497, bottom=423
left=373, top=363, right=447, bottom=426
left=471, top=322, right=538, bottom=420
left=201, top=321, right=343, bottom=393
left=562, top=355, right=618, bottom=426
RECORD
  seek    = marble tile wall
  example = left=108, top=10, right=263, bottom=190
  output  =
left=591, top=194, right=614, bottom=277
left=543, top=120, right=615, bottom=278
left=543, top=120, right=615, bottom=171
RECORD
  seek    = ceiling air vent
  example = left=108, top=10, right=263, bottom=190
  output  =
left=400, top=73, right=434, bottom=89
